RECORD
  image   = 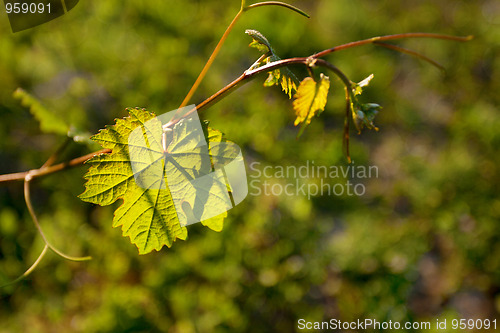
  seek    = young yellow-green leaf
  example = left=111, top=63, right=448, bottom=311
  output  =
left=293, top=74, right=330, bottom=136
left=245, top=29, right=299, bottom=98
left=79, top=108, right=228, bottom=254
left=13, top=88, right=69, bottom=136
left=247, top=29, right=274, bottom=53
left=349, top=74, right=381, bottom=134
left=262, top=65, right=298, bottom=99
left=352, top=74, right=374, bottom=96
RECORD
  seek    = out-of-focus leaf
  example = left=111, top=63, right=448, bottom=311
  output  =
left=13, top=88, right=69, bottom=136
left=352, top=103, right=381, bottom=134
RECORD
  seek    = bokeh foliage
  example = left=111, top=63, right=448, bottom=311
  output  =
left=0, top=0, right=499, bottom=332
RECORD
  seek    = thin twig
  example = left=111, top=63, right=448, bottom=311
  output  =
left=374, top=42, right=445, bottom=71
left=0, top=244, right=48, bottom=288
left=41, top=137, right=72, bottom=169
left=177, top=0, right=309, bottom=110
left=24, top=175, right=91, bottom=261
left=189, top=33, right=471, bottom=122
left=0, top=148, right=111, bottom=183
left=313, top=33, right=473, bottom=58
left=343, top=88, right=351, bottom=163
left=245, top=1, right=310, bottom=17
left=195, top=57, right=355, bottom=115
left=178, top=8, right=244, bottom=109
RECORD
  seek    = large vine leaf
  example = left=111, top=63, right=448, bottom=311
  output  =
left=293, top=73, right=330, bottom=137
left=79, top=107, right=228, bottom=254
left=246, top=29, right=299, bottom=98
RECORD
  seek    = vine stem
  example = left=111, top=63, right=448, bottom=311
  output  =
left=193, top=32, right=471, bottom=115
left=167, top=0, right=309, bottom=149
left=177, top=0, right=309, bottom=110
left=343, top=88, right=351, bottom=163
left=0, top=148, right=111, bottom=183
left=0, top=33, right=471, bottom=182
left=313, top=33, right=473, bottom=58
left=24, top=174, right=91, bottom=261
left=0, top=244, right=48, bottom=288
left=373, top=42, right=445, bottom=71
left=245, top=1, right=310, bottom=17
left=194, top=57, right=351, bottom=115
left=1, top=174, right=90, bottom=289
left=177, top=7, right=244, bottom=109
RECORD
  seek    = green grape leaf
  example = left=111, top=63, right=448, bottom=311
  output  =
left=245, top=29, right=299, bottom=98
left=13, top=88, right=69, bottom=136
left=79, top=107, right=229, bottom=254
left=293, top=74, right=330, bottom=137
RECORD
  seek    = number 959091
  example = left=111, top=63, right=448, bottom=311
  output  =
left=451, top=318, right=497, bottom=330
left=5, top=2, right=51, bottom=14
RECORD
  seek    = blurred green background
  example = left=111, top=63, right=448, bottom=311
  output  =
left=0, top=0, right=499, bottom=332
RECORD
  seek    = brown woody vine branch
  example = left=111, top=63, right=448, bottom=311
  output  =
left=0, top=149, right=111, bottom=183
left=0, top=33, right=471, bottom=183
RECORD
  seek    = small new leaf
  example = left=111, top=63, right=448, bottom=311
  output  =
left=293, top=74, right=330, bottom=137
left=246, top=29, right=299, bottom=98
left=352, top=74, right=374, bottom=96
left=349, top=74, right=381, bottom=134
left=79, top=108, right=227, bottom=254
left=247, top=29, right=273, bottom=53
